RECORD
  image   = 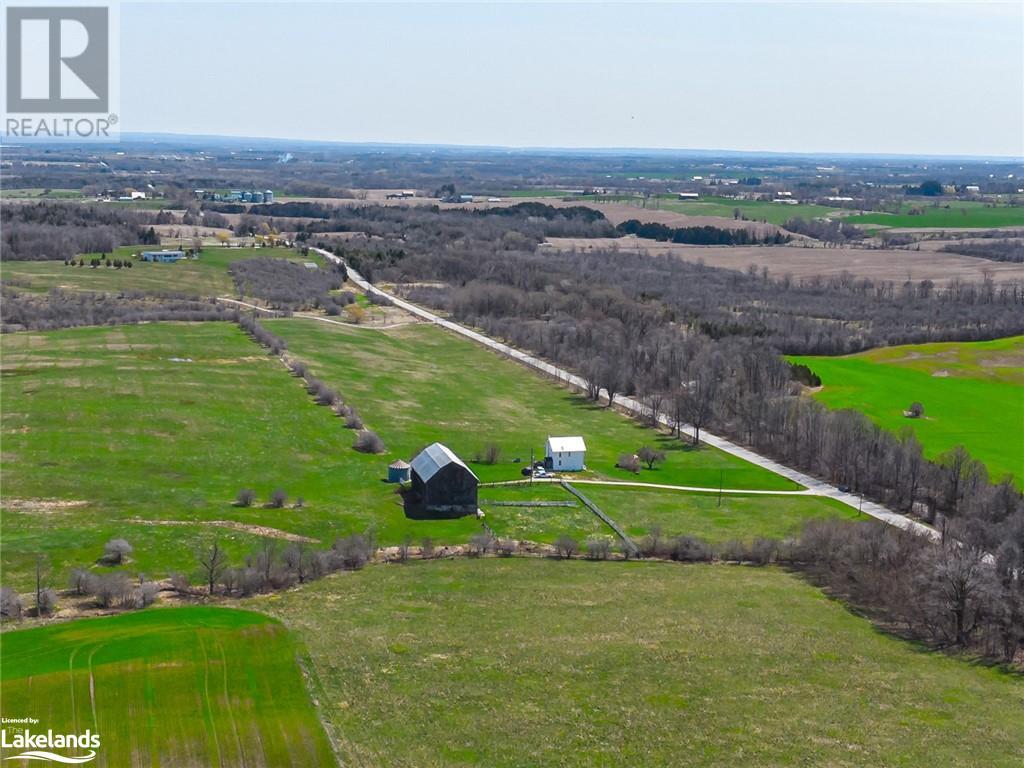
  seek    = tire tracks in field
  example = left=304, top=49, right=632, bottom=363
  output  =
left=86, top=643, right=106, bottom=733
left=67, top=645, right=81, bottom=735
left=197, top=634, right=224, bottom=767
left=215, top=639, right=244, bottom=766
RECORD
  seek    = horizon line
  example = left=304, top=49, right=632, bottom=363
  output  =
left=2, top=130, right=1022, bottom=163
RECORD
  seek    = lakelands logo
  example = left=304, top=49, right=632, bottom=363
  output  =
left=3, top=2, right=120, bottom=138
left=0, top=725, right=100, bottom=764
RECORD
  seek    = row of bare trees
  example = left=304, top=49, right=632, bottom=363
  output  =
left=239, top=315, right=386, bottom=454
left=1, top=287, right=233, bottom=332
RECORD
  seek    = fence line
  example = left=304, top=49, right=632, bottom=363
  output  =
left=561, top=481, right=640, bottom=557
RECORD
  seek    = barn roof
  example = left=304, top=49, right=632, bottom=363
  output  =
left=546, top=436, right=586, bottom=453
left=410, top=442, right=478, bottom=483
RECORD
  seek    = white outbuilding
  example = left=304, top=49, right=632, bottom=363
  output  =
left=545, top=436, right=586, bottom=472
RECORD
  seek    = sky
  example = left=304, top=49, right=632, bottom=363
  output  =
left=120, top=1, right=1024, bottom=157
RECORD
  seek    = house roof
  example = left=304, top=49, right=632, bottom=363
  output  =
left=410, top=442, right=478, bottom=483
left=389, top=460, right=410, bottom=469
left=546, top=436, right=586, bottom=453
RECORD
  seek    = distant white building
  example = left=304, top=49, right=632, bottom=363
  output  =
left=677, top=192, right=700, bottom=199
left=545, top=436, right=586, bottom=472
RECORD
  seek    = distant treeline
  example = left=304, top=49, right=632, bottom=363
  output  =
left=784, top=216, right=866, bottom=243
left=0, top=287, right=233, bottom=331
left=1, top=202, right=161, bottom=261
left=940, top=239, right=1024, bottom=264
left=482, top=202, right=607, bottom=224
left=617, top=218, right=790, bottom=245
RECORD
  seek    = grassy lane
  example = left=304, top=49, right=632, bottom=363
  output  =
left=0, top=606, right=336, bottom=766
left=263, top=558, right=1024, bottom=767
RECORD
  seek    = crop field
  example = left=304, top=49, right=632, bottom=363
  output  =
left=0, top=606, right=336, bottom=767
left=545, top=237, right=1024, bottom=286
left=264, top=558, right=1024, bottom=767
left=2, top=188, right=83, bottom=199
left=655, top=195, right=841, bottom=225
left=844, top=201, right=1024, bottom=230
left=0, top=316, right=849, bottom=587
left=790, top=336, right=1024, bottom=484
left=0, top=246, right=314, bottom=297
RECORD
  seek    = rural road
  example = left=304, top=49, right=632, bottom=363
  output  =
left=310, top=248, right=938, bottom=540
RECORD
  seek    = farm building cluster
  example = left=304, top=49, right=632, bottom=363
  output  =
left=397, top=437, right=587, bottom=519
left=194, top=189, right=275, bottom=203
left=139, top=250, right=188, bottom=263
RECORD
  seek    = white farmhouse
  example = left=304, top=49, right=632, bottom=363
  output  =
left=545, top=436, right=586, bottom=472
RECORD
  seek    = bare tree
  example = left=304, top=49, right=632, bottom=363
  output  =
left=354, top=429, right=386, bottom=453
left=585, top=538, right=611, bottom=560
left=617, top=453, right=640, bottom=474
left=102, top=539, right=133, bottom=565
left=554, top=535, right=579, bottom=559
left=421, top=536, right=435, bottom=559
left=468, top=532, right=493, bottom=557
left=483, top=443, right=502, bottom=465
left=94, top=573, right=132, bottom=608
left=197, top=540, right=229, bottom=595
left=69, top=567, right=97, bottom=596
left=37, top=588, right=58, bottom=616
left=637, top=445, right=666, bottom=470
left=34, top=554, right=50, bottom=613
left=1, top=587, right=24, bottom=620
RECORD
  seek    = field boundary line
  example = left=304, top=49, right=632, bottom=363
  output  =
left=561, top=481, right=640, bottom=557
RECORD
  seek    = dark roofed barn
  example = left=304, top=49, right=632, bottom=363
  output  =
left=408, top=443, right=478, bottom=518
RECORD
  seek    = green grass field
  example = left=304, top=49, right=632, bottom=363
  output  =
left=654, top=195, right=841, bottom=225
left=790, top=336, right=1024, bottom=484
left=263, top=558, right=1024, bottom=767
left=0, top=246, right=314, bottom=297
left=0, top=606, right=336, bottom=766
left=844, top=201, right=1024, bottom=229
left=0, top=318, right=838, bottom=588
left=263, top=318, right=798, bottom=491
left=581, top=486, right=859, bottom=542
left=2, top=188, right=83, bottom=199
left=496, top=189, right=576, bottom=198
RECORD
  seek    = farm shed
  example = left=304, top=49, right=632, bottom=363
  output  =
left=388, top=459, right=411, bottom=483
left=409, top=443, right=478, bottom=517
left=140, top=250, right=186, bottom=263
left=545, top=436, right=586, bottom=472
